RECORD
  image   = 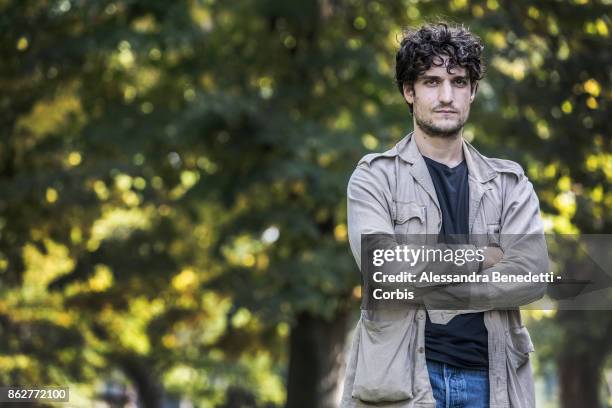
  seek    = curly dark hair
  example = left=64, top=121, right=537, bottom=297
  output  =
left=395, top=22, right=485, bottom=113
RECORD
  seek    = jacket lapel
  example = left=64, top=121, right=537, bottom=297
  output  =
left=463, top=140, right=497, bottom=234
left=398, top=133, right=440, bottom=211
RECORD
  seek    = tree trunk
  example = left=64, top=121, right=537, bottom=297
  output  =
left=115, top=353, right=165, bottom=408
left=285, top=310, right=350, bottom=408
left=558, top=350, right=602, bottom=408
left=555, top=310, right=612, bottom=408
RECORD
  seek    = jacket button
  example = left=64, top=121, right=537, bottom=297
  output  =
left=418, top=347, right=425, bottom=353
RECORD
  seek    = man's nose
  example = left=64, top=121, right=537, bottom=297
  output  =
left=438, top=81, right=453, bottom=104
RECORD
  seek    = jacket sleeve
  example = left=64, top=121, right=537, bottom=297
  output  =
left=424, top=172, right=549, bottom=309
left=347, top=163, right=395, bottom=266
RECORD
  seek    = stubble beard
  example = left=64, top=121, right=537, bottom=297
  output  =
left=414, top=108, right=468, bottom=139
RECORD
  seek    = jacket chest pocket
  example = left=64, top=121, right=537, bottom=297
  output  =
left=487, top=223, right=501, bottom=247
left=394, top=201, right=427, bottom=236
left=476, top=189, right=502, bottom=246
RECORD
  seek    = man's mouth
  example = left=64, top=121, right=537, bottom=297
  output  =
left=434, top=110, right=457, bottom=114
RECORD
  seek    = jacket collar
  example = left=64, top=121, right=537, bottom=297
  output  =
left=395, top=132, right=498, bottom=183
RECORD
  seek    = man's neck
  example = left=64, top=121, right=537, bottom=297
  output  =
left=413, top=127, right=464, bottom=167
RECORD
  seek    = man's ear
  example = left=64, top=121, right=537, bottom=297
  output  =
left=470, top=82, right=479, bottom=103
left=403, top=83, right=414, bottom=104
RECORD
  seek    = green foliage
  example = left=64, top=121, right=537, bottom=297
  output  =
left=0, top=0, right=610, bottom=405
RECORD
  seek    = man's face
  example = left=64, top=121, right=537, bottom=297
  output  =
left=403, top=57, right=476, bottom=138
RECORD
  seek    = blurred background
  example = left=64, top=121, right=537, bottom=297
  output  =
left=0, top=0, right=611, bottom=407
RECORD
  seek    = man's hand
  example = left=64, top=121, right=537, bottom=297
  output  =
left=482, top=246, right=504, bottom=270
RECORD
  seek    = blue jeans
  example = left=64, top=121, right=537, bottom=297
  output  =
left=426, top=359, right=490, bottom=408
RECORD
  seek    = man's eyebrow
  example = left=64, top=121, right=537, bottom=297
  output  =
left=419, top=75, right=441, bottom=81
left=419, top=74, right=469, bottom=80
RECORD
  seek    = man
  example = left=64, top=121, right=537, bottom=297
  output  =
left=340, top=23, right=548, bottom=408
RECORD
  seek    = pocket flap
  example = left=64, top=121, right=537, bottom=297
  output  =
left=487, top=223, right=501, bottom=234
left=395, top=202, right=425, bottom=225
left=506, top=325, right=535, bottom=369
left=487, top=223, right=501, bottom=247
left=509, top=325, right=535, bottom=354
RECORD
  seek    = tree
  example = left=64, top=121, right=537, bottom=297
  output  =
left=1, top=1, right=610, bottom=407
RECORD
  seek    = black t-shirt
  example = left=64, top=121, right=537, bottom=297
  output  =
left=423, top=156, right=489, bottom=369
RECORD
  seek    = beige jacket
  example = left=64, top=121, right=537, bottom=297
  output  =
left=341, top=133, right=549, bottom=408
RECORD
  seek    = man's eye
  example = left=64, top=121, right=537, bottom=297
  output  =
left=424, top=79, right=438, bottom=85
left=455, top=79, right=468, bottom=86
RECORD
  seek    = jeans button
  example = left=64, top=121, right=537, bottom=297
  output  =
left=418, top=347, right=425, bottom=353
